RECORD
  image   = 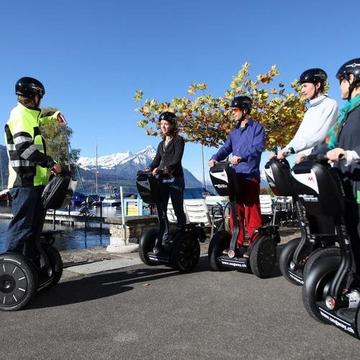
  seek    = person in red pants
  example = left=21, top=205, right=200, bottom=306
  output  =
left=208, top=96, right=265, bottom=256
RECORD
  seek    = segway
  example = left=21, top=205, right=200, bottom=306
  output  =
left=136, top=170, right=205, bottom=272
left=207, top=162, right=280, bottom=278
left=0, top=171, right=76, bottom=311
left=264, top=158, right=338, bottom=285
left=297, top=156, right=360, bottom=338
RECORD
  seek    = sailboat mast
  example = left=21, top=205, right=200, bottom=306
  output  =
left=95, top=144, right=98, bottom=194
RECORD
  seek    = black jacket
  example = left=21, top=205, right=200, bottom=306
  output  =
left=150, top=135, right=185, bottom=178
left=313, top=105, right=360, bottom=197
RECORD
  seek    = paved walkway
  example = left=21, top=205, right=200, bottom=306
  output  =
left=61, top=227, right=300, bottom=279
left=1, top=226, right=359, bottom=360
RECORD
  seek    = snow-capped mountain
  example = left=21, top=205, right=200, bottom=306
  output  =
left=78, top=146, right=156, bottom=171
left=77, top=145, right=202, bottom=191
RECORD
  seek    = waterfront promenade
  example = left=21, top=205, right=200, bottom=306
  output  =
left=0, top=229, right=359, bottom=360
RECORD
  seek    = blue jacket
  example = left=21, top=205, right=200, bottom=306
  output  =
left=211, top=119, right=265, bottom=180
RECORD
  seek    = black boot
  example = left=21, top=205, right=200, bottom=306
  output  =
left=153, top=238, right=162, bottom=254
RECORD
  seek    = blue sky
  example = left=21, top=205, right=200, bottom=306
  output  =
left=0, top=0, right=357, bottom=183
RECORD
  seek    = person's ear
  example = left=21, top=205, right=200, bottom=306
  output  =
left=349, top=73, right=355, bottom=85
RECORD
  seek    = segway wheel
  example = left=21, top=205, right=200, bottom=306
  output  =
left=279, top=237, right=302, bottom=285
left=302, top=247, right=340, bottom=283
left=170, top=231, right=200, bottom=272
left=0, top=253, right=37, bottom=311
left=249, top=235, right=277, bottom=278
left=302, top=255, right=341, bottom=323
left=208, top=231, right=231, bottom=271
left=139, top=228, right=159, bottom=266
left=41, top=244, right=63, bottom=290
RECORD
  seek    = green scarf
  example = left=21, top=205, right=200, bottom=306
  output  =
left=326, top=95, right=360, bottom=149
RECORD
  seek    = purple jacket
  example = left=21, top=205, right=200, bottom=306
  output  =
left=211, top=119, right=265, bottom=181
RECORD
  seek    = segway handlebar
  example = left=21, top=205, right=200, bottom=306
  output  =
left=137, top=168, right=174, bottom=181
left=302, top=154, right=329, bottom=163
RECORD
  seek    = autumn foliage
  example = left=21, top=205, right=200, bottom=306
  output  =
left=134, top=63, right=306, bottom=150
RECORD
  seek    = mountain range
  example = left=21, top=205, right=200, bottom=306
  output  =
left=77, top=145, right=202, bottom=194
left=0, top=144, right=269, bottom=194
left=0, top=145, right=202, bottom=194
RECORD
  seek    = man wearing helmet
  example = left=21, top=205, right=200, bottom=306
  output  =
left=208, top=96, right=265, bottom=255
left=3, top=77, right=65, bottom=263
left=313, top=58, right=360, bottom=286
left=276, top=68, right=338, bottom=160
left=148, top=111, right=186, bottom=254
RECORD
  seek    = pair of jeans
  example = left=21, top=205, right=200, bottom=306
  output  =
left=156, top=177, right=186, bottom=243
left=3, top=186, right=46, bottom=261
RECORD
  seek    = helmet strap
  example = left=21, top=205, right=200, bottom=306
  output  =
left=310, top=83, right=321, bottom=100
left=237, top=111, right=248, bottom=126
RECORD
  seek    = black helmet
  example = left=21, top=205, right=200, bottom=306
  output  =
left=231, top=96, right=252, bottom=112
left=159, top=111, right=177, bottom=124
left=15, top=77, right=45, bottom=98
left=336, top=58, right=360, bottom=85
left=299, top=68, right=327, bottom=85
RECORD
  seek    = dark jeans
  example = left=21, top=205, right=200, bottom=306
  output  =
left=156, top=177, right=186, bottom=243
left=3, top=186, right=46, bottom=261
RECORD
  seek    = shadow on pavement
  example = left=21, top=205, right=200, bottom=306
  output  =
left=29, top=256, right=211, bottom=309
left=271, top=243, right=286, bottom=278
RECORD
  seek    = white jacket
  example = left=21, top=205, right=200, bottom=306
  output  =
left=284, top=95, right=338, bottom=156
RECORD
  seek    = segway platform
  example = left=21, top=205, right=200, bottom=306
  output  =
left=287, top=267, right=304, bottom=285
left=217, top=255, right=248, bottom=269
left=317, top=305, right=358, bottom=337
left=147, top=252, right=170, bottom=264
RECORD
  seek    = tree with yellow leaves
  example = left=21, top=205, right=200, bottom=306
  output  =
left=134, top=63, right=305, bottom=150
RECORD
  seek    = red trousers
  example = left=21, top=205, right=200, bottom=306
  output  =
left=229, top=177, right=262, bottom=247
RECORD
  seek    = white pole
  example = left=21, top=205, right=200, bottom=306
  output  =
left=201, top=144, right=206, bottom=191
left=120, top=186, right=127, bottom=244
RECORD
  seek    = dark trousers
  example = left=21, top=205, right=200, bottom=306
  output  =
left=156, top=177, right=186, bottom=243
left=4, top=186, right=46, bottom=261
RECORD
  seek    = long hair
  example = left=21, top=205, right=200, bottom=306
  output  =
left=160, top=119, right=178, bottom=139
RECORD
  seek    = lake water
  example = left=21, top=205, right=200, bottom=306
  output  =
left=0, top=204, right=111, bottom=252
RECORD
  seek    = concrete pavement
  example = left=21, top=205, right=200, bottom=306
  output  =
left=2, top=227, right=358, bottom=360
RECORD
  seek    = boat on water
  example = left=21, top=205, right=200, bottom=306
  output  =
left=101, top=197, right=121, bottom=207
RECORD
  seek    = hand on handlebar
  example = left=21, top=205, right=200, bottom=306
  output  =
left=208, top=159, right=218, bottom=168
left=275, top=150, right=288, bottom=160
left=326, top=148, right=345, bottom=163
left=295, top=153, right=306, bottom=164
left=152, top=167, right=161, bottom=176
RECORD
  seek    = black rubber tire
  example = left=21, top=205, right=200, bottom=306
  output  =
left=138, top=228, right=159, bottom=266
left=208, top=230, right=231, bottom=271
left=0, top=253, right=37, bottom=311
left=302, top=247, right=340, bottom=283
left=249, top=235, right=277, bottom=278
left=302, top=255, right=341, bottom=323
left=170, top=231, right=200, bottom=272
left=41, top=244, right=63, bottom=290
left=279, top=237, right=302, bottom=285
